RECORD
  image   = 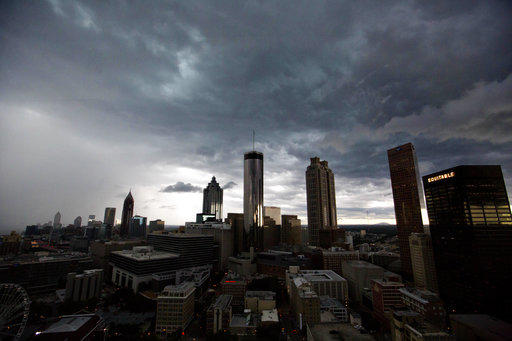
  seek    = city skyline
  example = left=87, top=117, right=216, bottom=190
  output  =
left=1, top=1, right=512, bottom=230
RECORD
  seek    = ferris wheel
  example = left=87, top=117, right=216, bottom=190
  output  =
left=0, top=284, right=30, bottom=340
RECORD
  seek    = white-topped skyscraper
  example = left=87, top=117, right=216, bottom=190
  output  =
left=244, top=151, right=264, bottom=250
left=203, top=176, right=223, bottom=220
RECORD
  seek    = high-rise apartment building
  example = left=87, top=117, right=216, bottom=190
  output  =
left=65, top=269, right=104, bottom=302
left=244, top=151, right=264, bottom=250
left=306, top=157, right=337, bottom=246
left=120, top=191, right=134, bottom=237
left=155, top=282, right=195, bottom=336
left=203, top=176, right=223, bottom=220
left=423, top=165, right=512, bottom=319
left=387, top=143, right=424, bottom=279
left=409, top=233, right=438, bottom=293
left=281, top=215, right=302, bottom=245
left=103, top=208, right=116, bottom=227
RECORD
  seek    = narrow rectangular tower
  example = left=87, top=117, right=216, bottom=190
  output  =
left=387, top=143, right=424, bottom=279
left=306, top=157, right=337, bottom=246
left=203, top=176, right=223, bottom=220
left=244, top=151, right=264, bottom=250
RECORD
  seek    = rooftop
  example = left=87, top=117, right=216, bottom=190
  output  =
left=292, top=269, right=347, bottom=283
left=112, top=248, right=178, bottom=261
left=261, top=309, right=279, bottom=323
left=344, top=260, right=382, bottom=269
left=319, top=296, right=345, bottom=309
left=308, top=322, right=375, bottom=341
left=399, top=287, right=440, bottom=304
left=209, top=294, right=233, bottom=310
left=245, top=291, right=276, bottom=300
left=160, top=282, right=195, bottom=296
left=40, top=314, right=98, bottom=334
left=450, top=314, right=512, bottom=340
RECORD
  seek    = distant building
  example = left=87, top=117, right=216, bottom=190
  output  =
left=103, top=207, right=116, bottom=227
left=73, top=216, right=82, bottom=228
left=306, top=157, right=337, bottom=246
left=263, top=206, right=281, bottom=225
left=34, top=314, right=105, bottom=340
left=409, top=233, right=438, bottom=293
left=256, top=250, right=311, bottom=278
left=53, top=211, right=62, bottom=229
left=387, top=143, right=424, bottom=279
left=245, top=291, right=276, bottom=313
left=149, top=219, right=165, bottom=233
left=286, top=268, right=348, bottom=305
left=90, top=239, right=145, bottom=281
left=203, top=176, right=223, bottom=220
left=322, top=249, right=359, bottom=276
left=207, top=294, right=233, bottom=335
left=65, top=269, right=103, bottom=302
left=129, top=215, right=147, bottom=238
left=155, top=282, right=195, bottom=336
left=120, top=191, right=134, bottom=237
left=244, top=151, right=264, bottom=250
left=281, top=214, right=302, bottom=245
left=341, top=260, right=386, bottom=304
left=423, top=165, right=512, bottom=318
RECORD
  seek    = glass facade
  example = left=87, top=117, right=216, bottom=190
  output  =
left=244, top=151, right=263, bottom=250
left=423, top=165, right=512, bottom=320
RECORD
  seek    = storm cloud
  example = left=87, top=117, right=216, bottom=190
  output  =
left=161, top=182, right=202, bottom=193
left=0, top=0, right=511, bottom=229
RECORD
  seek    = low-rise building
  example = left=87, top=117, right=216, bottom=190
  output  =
left=322, top=249, right=359, bottom=276
left=449, top=314, right=512, bottom=341
left=90, top=239, right=146, bottom=280
left=221, top=273, right=247, bottom=311
left=207, top=294, right=232, bottom=335
left=245, top=291, right=276, bottom=313
left=184, top=222, right=233, bottom=270
left=290, top=277, right=320, bottom=327
left=319, top=296, right=348, bottom=322
left=34, top=314, right=105, bottom=340
left=371, top=278, right=405, bottom=327
left=65, top=269, right=103, bottom=302
left=341, top=260, right=385, bottom=304
left=286, top=268, right=348, bottom=305
left=155, top=282, right=195, bottom=337
left=256, top=250, right=311, bottom=278
left=399, top=287, right=445, bottom=325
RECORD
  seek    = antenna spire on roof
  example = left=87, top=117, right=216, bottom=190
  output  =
left=252, top=130, right=255, bottom=151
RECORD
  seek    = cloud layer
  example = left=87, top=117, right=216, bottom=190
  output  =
left=0, top=0, right=511, bottom=229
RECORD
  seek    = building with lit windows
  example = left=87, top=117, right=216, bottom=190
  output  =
left=423, top=165, right=512, bottom=319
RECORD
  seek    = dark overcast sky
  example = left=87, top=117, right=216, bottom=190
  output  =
left=1, top=0, right=511, bottom=229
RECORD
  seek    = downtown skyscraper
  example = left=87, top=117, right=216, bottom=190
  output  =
left=120, top=191, right=134, bottom=237
left=423, top=165, right=512, bottom=320
left=244, top=151, right=263, bottom=250
left=387, top=143, right=424, bottom=279
left=306, top=157, right=337, bottom=246
left=104, top=207, right=116, bottom=227
left=203, top=176, right=223, bottom=220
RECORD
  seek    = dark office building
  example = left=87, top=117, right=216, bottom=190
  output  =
left=129, top=215, right=147, bottom=238
left=227, top=213, right=244, bottom=255
left=203, top=176, right=223, bottom=220
left=306, top=157, right=337, bottom=246
left=104, top=207, right=116, bottom=227
left=423, top=165, right=512, bottom=320
left=120, top=191, right=134, bottom=237
left=387, top=143, right=424, bottom=279
left=147, top=233, right=214, bottom=269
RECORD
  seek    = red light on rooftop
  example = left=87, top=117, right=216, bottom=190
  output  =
left=224, top=280, right=237, bottom=283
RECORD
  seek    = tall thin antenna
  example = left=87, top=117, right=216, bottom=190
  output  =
left=252, top=130, right=255, bottom=151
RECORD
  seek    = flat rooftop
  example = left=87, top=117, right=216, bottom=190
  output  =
left=295, top=269, right=346, bottom=282
left=450, top=314, right=512, bottom=340
left=319, top=296, right=345, bottom=308
left=308, top=322, right=375, bottom=341
left=344, top=260, right=382, bottom=269
left=246, top=291, right=276, bottom=300
left=112, top=249, right=178, bottom=261
left=210, top=294, right=233, bottom=310
left=41, top=314, right=97, bottom=334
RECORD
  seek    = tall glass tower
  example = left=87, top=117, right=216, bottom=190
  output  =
left=244, top=151, right=263, bottom=250
left=203, top=176, right=223, bottom=220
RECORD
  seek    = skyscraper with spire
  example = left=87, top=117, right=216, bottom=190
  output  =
left=120, top=191, right=134, bottom=237
left=203, top=176, right=223, bottom=220
left=53, top=211, right=62, bottom=229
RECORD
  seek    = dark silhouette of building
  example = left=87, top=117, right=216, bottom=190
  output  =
left=227, top=213, right=244, bottom=255
left=306, top=157, right=337, bottom=246
left=104, top=207, right=116, bottom=227
left=244, top=151, right=264, bottom=250
left=423, top=165, right=512, bottom=321
left=129, top=215, right=147, bottom=237
left=74, top=216, right=82, bottom=228
left=203, top=176, right=223, bottom=220
left=387, top=143, right=424, bottom=279
left=120, top=191, right=134, bottom=237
